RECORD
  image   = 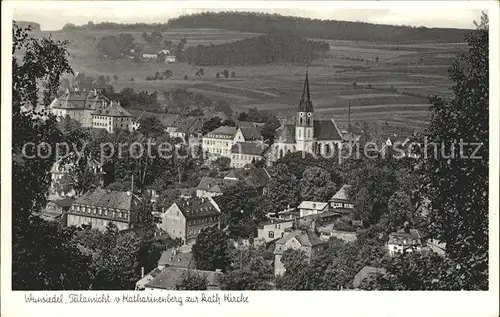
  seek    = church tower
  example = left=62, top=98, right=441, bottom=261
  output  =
left=295, top=70, right=315, bottom=153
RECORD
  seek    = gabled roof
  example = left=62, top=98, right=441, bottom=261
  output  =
left=275, top=124, right=296, bottom=144
left=231, top=142, right=268, bottom=156
left=158, top=249, right=194, bottom=269
left=298, top=201, right=328, bottom=210
left=197, top=176, right=239, bottom=193
left=50, top=89, right=109, bottom=110
left=74, top=188, right=141, bottom=211
left=313, top=119, right=343, bottom=141
left=275, top=230, right=323, bottom=247
left=330, top=184, right=352, bottom=201
left=173, top=197, right=221, bottom=220
left=205, top=126, right=237, bottom=137
left=145, top=267, right=223, bottom=290
left=49, top=198, right=75, bottom=208
left=92, top=101, right=131, bottom=117
left=174, top=117, right=204, bottom=135
left=239, top=125, right=262, bottom=141
left=223, top=168, right=271, bottom=188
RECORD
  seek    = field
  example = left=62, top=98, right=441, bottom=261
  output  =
left=42, top=27, right=467, bottom=134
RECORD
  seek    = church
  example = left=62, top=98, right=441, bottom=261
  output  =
left=270, top=71, right=345, bottom=163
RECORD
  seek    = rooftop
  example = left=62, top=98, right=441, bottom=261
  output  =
left=231, top=142, right=268, bottom=156
left=173, top=197, right=221, bottom=220
left=145, top=267, right=223, bottom=290
left=298, top=201, right=328, bottom=210
left=73, top=188, right=141, bottom=211
left=330, top=185, right=352, bottom=201
left=257, top=219, right=294, bottom=229
left=205, top=126, right=237, bottom=137
left=275, top=230, right=323, bottom=247
left=158, top=249, right=194, bottom=269
left=313, top=119, right=343, bottom=141
left=92, top=101, right=131, bottom=117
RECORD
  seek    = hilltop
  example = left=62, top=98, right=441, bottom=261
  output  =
left=14, top=20, right=41, bottom=32
left=65, top=11, right=473, bottom=43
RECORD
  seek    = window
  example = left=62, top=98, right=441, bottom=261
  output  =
left=269, top=231, right=274, bottom=239
left=299, top=129, right=302, bottom=137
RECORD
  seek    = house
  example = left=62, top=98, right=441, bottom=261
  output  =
left=230, top=141, right=269, bottom=168
left=352, top=266, right=387, bottom=289
left=270, top=71, right=344, bottom=163
left=299, top=211, right=342, bottom=230
left=196, top=176, right=239, bottom=198
left=317, top=223, right=357, bottom=243
left=298, top=201, right=329, bottom=218
left=159, top=197, right=221, bottom=244
left=49, top=157, right=104, bottom=197
left=91, top=101, right=132, bottom=133
left=329, top=185, right=354, bottom=211
left=158, top=49, right=177, bottom=63
left=223, top=167, right=271, bottom=193
left=256, top=219, right=294, bottom=244
left=142, top=53, right=158, bottom=60
left=135, top=267, right=165, bottom=291
left=202, top=124, right=263, bottom=162
left=143, top=267, right=223, bottom=291
left=66, top=189, right=142, bottom=231
left=180, top=187, right=197, bottom=199
left=267, top=206, right=300, bottom=221
left=273, top=230, right=323, bottom=276
left=171, top=117, right=204, bottom=144
left=387, top=228, right=426, bottom=256
left=40, top=198, right=74, bottom=223
left=157, top=248, right=194, bottom=269
left=49, top=89, right=109, bottom=127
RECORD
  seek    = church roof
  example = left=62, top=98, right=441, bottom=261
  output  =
left=313, top=119, right=343, bottom=141
left=298, top=70, right=313, bottom=113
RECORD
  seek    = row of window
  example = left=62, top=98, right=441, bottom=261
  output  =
left=72, top=204, right=128, bottom=219
left=206, top=148, right=228, bottom=154
left=231, top=154, right=259, bottom=161
left=187, top=216, right=217, bottom=226
left=297, top=129, right=312, bottom=138
left=204, top=140, right=230, bottom=146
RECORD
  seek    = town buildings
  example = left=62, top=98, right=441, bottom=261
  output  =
left=196, top=176, right=239, bottom=198
left=92, top=101, right=132, bottom=133
left=256, top=219, right=294, bottom=245
left=143, top=267, right=223, bottom=291
left=298, top=201, right=329, bottom=218
left=329, top=184, right=355, bottom=211
left=270, top=71, right=345, bottom=163
left=49, top=89, right=109, bottom=127
left=387, top=229, right=425, bottom=256
left=230, top=141, right=269, bottom=168
left=273, top=230, right=323, bottom=276
left=159, top=197, right=221, bottom=244
left=202, top=124, right=263, bottom=162
left=66, top=188, right=142, bottom=231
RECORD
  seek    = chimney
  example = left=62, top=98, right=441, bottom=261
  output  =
left=141, top=267, right=145, bottom=278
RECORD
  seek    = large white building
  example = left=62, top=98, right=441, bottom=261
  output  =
left=271, top=71, right=345, bottom=162
left=91, top=101, right=132, bottom=133
left=202, top=123, right=263, bottom=162
left=49, top=89, right=109, bottom=127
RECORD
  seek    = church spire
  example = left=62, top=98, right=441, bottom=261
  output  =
left=298, top=69, right=313, bottom=112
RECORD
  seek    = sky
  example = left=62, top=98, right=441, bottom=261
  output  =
left=10, top=1, right=484, bottom=31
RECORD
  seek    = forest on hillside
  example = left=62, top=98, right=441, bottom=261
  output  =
left=169, top=12, right=471, bottom=43
left=183, top=34, right=329, bottom=66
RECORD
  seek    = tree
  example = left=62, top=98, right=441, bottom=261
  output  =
left=264, top=164, right=300, bottom=212
left=12, top=23, right=95, bottom=290
left=192, top=227, right=231, bottom=272
left=201, top=117, right=223, bottom=135
left=275, top=249, right=309, bottom=290
left=220, top=256, right=273, bottom=290
left=418, top=13, right=489, bottom=289
left=163, top=69, right=173, bottom=79
left=175, top=272, right=208, bottom=290
left=96, top=35, right=121, bottom=59
left=137, top=116, right=165, bottom=137
left=231, top=71, right=235, bottom=78
left=222, top=69, right=229, bottom=78
left=299, top=166, right=337, bottom=202
left=216, top=72, right=220, bottom=79
left=213, top=156, right=230, bottom=171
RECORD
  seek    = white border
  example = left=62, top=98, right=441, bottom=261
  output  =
left=2, top=1, right=499, bottom=317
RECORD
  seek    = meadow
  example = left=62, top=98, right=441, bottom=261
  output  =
left=43, top=27, right=467, bottom=134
